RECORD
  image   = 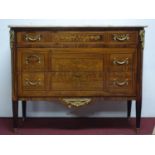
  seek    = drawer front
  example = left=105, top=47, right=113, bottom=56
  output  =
left=50, top=49, right=104, bottom=72
left=17, top=31, right=138, bottom=44
left=17, top=48, right=49, bottom=71
left=17, top=31, right=50, bottom=43
left=51, top=51, right=104, bottom=72
left=18, top=73, right=47, bottom=91
left=106, top=72, right=135, bottom=94
left=50, top=31, right=104, bottom=42
left=108, top=52, right=136, bottom=72
left=51, top=72, right=104, bottom=91
left=16, top=30, right=138, bottom=48
left=107, top=31, right=138, bottom=44
left=17, top=31, right=105, bottom=43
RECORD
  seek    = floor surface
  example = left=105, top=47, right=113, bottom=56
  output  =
left=0, top=118, right=155, bottom=135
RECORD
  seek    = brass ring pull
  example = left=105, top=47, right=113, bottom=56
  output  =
left=113, top=34, right=130, bottom=41
left=113, top=58, right=129, bottom=65
left=113, top=79, right=128, bottom=86
left=25, top=79, right=41, bottom=86
left=25, top=55, right=41, bottom=64
left=25, top=34, right=41, bottom=42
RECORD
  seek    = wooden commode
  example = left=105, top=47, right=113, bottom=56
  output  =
left=10, top=26, right=145, bottom=131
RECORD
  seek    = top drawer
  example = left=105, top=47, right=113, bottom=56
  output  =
left=107, top=31, right=138, bottom=44
left=17, top=31, right=50, bottom=43
left=16, top=30, right=139, bottom=47
left=16, top=31, right=105, bottom=43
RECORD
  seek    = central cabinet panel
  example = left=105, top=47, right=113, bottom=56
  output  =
left=51, top=50, right=104, bottom=72
left=50, top=49, right=104, bottom=91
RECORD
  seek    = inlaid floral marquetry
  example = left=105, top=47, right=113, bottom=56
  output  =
left=52, top=33, right=103, bottom=42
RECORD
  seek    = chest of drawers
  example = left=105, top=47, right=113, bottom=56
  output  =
left=10, top=26, right=145, bottom=131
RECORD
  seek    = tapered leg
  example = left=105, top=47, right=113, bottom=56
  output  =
left=136, top=98, right=142, bottom=130
left=12, top=100, right=18, bottom=130
left=127, top=100, right=132, bottom=119
left=22, top=100, right=27, bottom=121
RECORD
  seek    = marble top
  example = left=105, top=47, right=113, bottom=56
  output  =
left=9, top=25, right=147, bottom=28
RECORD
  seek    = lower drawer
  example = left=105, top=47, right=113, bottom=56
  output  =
left=51, top=72, right=104, bottom=91
left=18, top=73, right=48, bottom=92
left=106, top=72, right=136, bottom=94
left=18, top=72, right=136, bottom=97
left=18, top=72, right=104, bottom=92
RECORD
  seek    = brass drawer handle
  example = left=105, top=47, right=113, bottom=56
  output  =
left=25, top=79, right=41, bottom=86
left=25, top=34, right=41, bottom=41
left=113, top=34, right=130, bottom=41
left=25, top=55, right=41, bottom=64
left=113, top=79, right=128, bottom=86
left=113, top=58, right=129, bottom=65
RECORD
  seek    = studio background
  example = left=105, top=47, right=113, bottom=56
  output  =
left=0, top=19, right=154, bottom=118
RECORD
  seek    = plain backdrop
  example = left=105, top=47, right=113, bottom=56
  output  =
left=0, top=19, right=155, bottom=117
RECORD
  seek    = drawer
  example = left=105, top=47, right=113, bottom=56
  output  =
left=17, top=48, right=49, bottom=71
left=17, top=31, right=105, bottom=44
left=108, top=52, right=136, bottom=72
left=106, top=72, right=135, bottom=94
left=51, top=51, right=104, bottom=72
left=51, top=72, right=104, bottom=91
left=50, top=31, right=104, bottom=42
left=17, top=31, right=50, bottom=43
left=107, top=31, right=138, bottom=44
left=52, top=72, right=104, bottom=81
left=18, top=73, right=47, bottom=91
